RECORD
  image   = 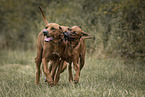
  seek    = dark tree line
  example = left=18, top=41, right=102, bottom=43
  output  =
left=0, top=0, right=144, bottom=59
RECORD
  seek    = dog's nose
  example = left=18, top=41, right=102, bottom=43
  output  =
left=43, top=30, right=48, bottom=36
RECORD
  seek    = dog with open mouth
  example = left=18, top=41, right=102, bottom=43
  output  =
left=35, top=23, right=66, bottom=86
left=46, top=26, right=70, bottom=83
left=35, top=7, right=91, bottom=86
left=35, top=7, right=66, bottom=86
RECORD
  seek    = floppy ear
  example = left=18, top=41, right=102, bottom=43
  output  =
left=59, top=26, right=62, bottom=30
left=81, top=31, right=90, bottom=36
left=59, top=26, right=63, bottom=34
left=59, top=26, right=64, bottom=37
left=68, top=28, right=71, bottom=31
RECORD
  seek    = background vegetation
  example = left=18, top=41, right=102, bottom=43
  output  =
left=0, top=0, right=145, bottom=96
left=0, top=0, right=144, bottom=59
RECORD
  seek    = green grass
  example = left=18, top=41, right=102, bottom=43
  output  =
left=0, top=50, right=144, bottom=97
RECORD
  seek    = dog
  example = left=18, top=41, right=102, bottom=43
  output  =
left=54, top=26, right=90, bottom=84
left=47, top=26, right=70, bottom=82
left=35, top=7, right=67, bottom=86
left=36, top=7, right=91, bottom=86
left=35, top=23, right=66, bottom=86
left=48, top=26, right=71, bottom=85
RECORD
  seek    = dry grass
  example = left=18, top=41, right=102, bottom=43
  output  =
left=0, top=50, right=144, bottom=97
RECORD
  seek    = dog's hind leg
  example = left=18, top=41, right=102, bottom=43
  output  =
left=80, top=53, right=85, bottom=71
left=35, top=57, right=42, bottom=85
left=35, top=45, right=43, bottom=85
left=80, top=39, right=86, bottom=71
left=35, top=33, right=44, bottom=85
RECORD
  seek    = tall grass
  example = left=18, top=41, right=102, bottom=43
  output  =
left=0, top=50, right=144, bottom=97
left=0, top=50, right=35, bottom=66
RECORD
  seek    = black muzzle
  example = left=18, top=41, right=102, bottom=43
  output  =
left=63, top=31, right=75, bottom=41
left=43, top=30, right=48, bottom=36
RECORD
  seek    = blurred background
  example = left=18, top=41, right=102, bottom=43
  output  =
left=0, top=0, right=144, bottom=60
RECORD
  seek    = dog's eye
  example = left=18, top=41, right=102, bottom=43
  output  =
left=68, top=28, right=71, bottom=31
left=73, top=31, right=76, bottom=34
left=45, top=26, right=48, bottom=29
left=51, top=27, right=56, bottom=30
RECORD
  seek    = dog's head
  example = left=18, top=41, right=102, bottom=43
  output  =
left=43, top=23, right=63, bottom=42
left=66, top=26, right=90, bottom=41
left=60, top=26, right=70, bottom=32
left=60, top=26, right=72, bottom=42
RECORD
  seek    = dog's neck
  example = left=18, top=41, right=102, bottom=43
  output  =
left=68, top=37, right=81, bottom=48
left=51, top=34, right=64, bottom=44
left=51, top=38, right=63, bottom=44
left=63, top=38, right=81, bottom=61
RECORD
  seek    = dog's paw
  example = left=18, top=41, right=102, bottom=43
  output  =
left=74, top=80, right=78, bottom=84
left=49, top=83, right=54, bottom=87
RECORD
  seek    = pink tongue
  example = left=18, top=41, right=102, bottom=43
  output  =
left=45, top=37, right=53, bottom=42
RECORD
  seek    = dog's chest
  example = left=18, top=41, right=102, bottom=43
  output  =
left=63, top=47, right=74, bottom=62
left=52, top=44, right=64, bottom=57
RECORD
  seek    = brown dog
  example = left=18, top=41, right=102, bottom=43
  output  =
left=36, top=7, right=90, bottom=86
left=47, top=26, right=70, bottom=81
left=54, top=26, right=90, bottom=84
left=35, top=23, right=66, bottom=86
left=35, top=7, right=67, bottom=86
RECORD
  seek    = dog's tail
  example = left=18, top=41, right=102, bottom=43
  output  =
left=38, top=7, right=48, bottom=25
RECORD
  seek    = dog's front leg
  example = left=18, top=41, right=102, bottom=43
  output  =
left=73, top=59, right=80, bottom=84
left=54, top=60, right=64, bottom=85
left=42, top=58, right=54, bottom=86
left=60, top=61, right=67, bottom=73
left=51, top=60, right=59, bottom=81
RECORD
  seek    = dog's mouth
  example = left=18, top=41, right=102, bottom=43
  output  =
left=63, top=31, right=77, bottom=41
left=44, top=37, right=54, bottom=42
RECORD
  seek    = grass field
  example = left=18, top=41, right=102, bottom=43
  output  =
left=0, top=50, right=144, bottom=97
